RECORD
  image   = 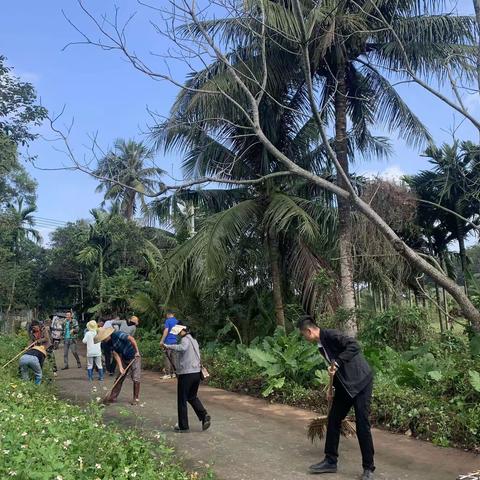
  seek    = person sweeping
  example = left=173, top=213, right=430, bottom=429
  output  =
left=161, top=325, right=211, bottom=433
left=94, top=326, right=141, bottom=405
left=297, top=316, right=375, bottom=480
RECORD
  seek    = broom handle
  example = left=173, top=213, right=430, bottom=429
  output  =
left=104, top=358, right=135, bottom=399
left=1, top=342, right=36, bottom=369
left=326, top=361, right=336, bottom=413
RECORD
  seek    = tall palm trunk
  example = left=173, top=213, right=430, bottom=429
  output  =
left=267, top=231, right=286, bottom=328
left=473, top=0, right=480, bottom=109
left=99, top=250, right=105, bottom=308
left=124, top=190, right=136, bottom=220
left=456, top=219, right=468, bottom=294
left=6, top=237, right=19, bottom=322
left=334, top=62, right=357, bottom=336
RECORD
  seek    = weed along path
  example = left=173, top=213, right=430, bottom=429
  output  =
left=55, top=352, right=479, bottom=480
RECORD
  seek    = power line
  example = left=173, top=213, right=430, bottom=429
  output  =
left=32, top=216, right=69, bottom=225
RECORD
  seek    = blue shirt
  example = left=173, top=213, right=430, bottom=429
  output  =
left=111, top=331, right=135, bottom=361
left=164, top=317, right=178, bottom=345
left=64, top=321, right=71, bottom=340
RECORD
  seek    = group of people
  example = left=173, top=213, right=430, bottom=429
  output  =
left=18, top=310, right=375, bottom=478
left=19, top=309, right=211, bottom=434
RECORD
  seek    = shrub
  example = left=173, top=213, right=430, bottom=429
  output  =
left=0, top=334, right=213, bottom=480
left=203, top=332, right=480, bottom=450
left=245, top=329, right=324, bottom=396
left=202, top=344, right=262, bottom=394
left=137, top=331, right=164, bottom=370
left=359, top=306, right=432, bottom=351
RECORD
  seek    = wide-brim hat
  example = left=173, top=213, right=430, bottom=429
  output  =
left=87, top=320, right=98, bottom=332
left=170, top=325, right=187, bottom=335
left=94, top=327, right=115, bottom=344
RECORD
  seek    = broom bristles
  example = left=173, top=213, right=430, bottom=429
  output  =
left=308, top=417, right=356, bottom=443
left=308, top=416, right=328, bottom=442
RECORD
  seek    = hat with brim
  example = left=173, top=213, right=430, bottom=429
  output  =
left=170, top=325, right=187, bottom=335
left=87, top=320, right=98, bottom=332
left=94, top=327, right=115, bottom=344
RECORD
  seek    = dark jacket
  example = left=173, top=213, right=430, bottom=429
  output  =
left=319, top=329, right=372, bottom=398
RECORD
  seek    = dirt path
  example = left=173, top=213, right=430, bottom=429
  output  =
left=55, top=349, right=480, bottom=480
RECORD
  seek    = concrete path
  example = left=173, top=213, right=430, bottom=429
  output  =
left=55, top=350, right=480, bottom=480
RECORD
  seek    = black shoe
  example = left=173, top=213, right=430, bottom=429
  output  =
left=309, top=459, right=337, bottom=474
left=173, top=425, right=189, bottom=433
left=109, top=372, right=114, bottom=376
left=202, top=415, right=211, bottom=431
left=61, top=366, right=69, bottom=370
left=77, top=364, right=82, bottom=368
left=360, top=470, right=374, bottom=480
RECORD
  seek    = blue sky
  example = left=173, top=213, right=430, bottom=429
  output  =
left=1, top=0, right=478, bottom=242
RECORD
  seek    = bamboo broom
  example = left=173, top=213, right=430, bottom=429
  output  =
left=102, top=358, right=135, bottom=403
left=308, top=362, right=356, bottom=442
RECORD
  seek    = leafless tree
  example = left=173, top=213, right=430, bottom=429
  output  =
left=43, top=0, right=480, bottom=333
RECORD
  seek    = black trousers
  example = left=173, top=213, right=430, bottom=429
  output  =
left=177, top=372, right=207, bottom=430
left=325, top=379, right=375, bottom=472
left=102, top=342, right=116, bottom=374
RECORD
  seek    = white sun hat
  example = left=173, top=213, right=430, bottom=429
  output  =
left=170, top=325, right=187, bottom=335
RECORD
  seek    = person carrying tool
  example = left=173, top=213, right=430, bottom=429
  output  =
left=50, top=314, right=64, bottom=350
left=161, top=324, right=211, bottom=433
left=29, top=319, right=57, bottom=376
left=19, top=345, right=47, bottom=385
left=94, top=326, right=141, bottom=405
left=297, top=316, right=375, bottom=480
left=62, top=311, right=81, bottom=370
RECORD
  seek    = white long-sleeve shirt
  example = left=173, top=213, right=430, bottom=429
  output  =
left=82, top=330, right=101, bottom=357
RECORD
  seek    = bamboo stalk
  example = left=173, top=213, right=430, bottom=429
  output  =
left=1, top=342, right=36, bottom=369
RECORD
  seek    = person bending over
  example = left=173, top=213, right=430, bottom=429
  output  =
left=95, top=327, right=141, bottom=405
left=297, top=316, right=375, bottom=480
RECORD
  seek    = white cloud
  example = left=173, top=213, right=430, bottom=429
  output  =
left=363, top=165, right=405, bottom=183
left=380, top=165, right=405, bottom=182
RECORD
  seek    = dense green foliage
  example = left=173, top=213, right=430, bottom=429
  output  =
left=0, top=335, right=212, bottom=480
left=2, top=0, right=480, bottom=462
left=136, top=309, right=480, bottom=450
left=359, top=306, right=433, bottom=351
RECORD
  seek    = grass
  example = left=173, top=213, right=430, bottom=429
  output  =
left=0, top=333, right=214, bottom=480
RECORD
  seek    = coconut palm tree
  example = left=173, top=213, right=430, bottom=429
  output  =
left=6, top=197, right=40, bottom=247
left=406, top=141, right=480, bottom=293
left=151, top=82, right=344, bottom=327
left=166, top=0, right=474, bottom=333
left=4, top=197, right=40, bottom=319
left=94, top=139, right=165, bottom=220
left=77, top=209, right=119, bottom=312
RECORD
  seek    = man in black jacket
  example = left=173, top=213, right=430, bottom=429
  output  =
left=297, top=316, right=375, bottom=480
